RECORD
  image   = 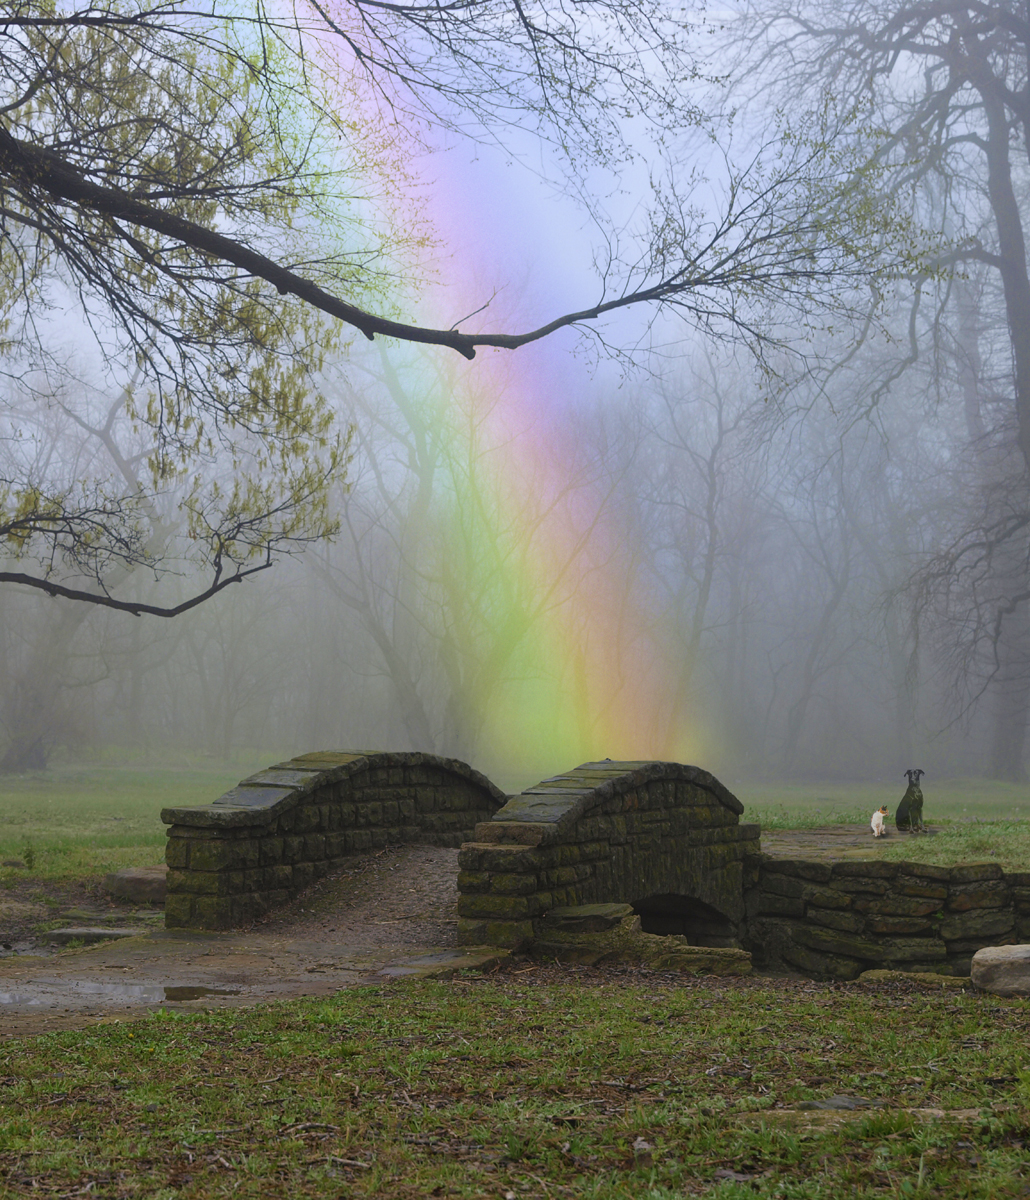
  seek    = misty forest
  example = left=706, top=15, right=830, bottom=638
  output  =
left=2, top=1, right=1030, bottom=792
left=5, top=7, right=1030, bottom=1200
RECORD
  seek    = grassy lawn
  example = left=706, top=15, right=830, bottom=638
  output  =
left=0, top=756, right=272, bottom=886
left=1, top=968, right=1028, bottom=1198
left=736, top=778, right=1030, bottom=828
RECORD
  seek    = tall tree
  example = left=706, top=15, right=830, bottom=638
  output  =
left=734, top=0, right=1030, bottom=778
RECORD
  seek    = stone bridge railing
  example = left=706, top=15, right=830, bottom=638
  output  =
left=456, top=761, right=760, bottom=950
left=161, top=751, right=504, bottom=929
left=745, top=855, right=1030, bottom=979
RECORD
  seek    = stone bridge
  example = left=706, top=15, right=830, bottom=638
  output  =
left=456, top=761, right=759, bottom=949
left=161, top=751, right=505, bottom=929
left=162, top=755, right=758, bottom=942
left=160, top=753, right=1028, bottom=979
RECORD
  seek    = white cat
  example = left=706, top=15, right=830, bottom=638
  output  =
left=871, top=806, right=889, bottom=838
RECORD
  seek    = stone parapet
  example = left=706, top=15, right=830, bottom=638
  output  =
left=457, top=761, right=757, bottom=951
left=162, top=751, right=505, bottom=929
left=745, top=857, right=1030, bottom=980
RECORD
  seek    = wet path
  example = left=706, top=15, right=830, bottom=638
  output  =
left=0, top=845, right=504, bottom=1037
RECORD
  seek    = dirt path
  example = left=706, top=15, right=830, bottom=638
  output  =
left=0, top=845, right=505, bottom=1039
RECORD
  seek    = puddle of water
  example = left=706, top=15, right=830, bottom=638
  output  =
left=0, top=983, right=241, bottom=1006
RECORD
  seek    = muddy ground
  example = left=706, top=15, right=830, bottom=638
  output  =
left=0, top=844, right=496, bottom=1038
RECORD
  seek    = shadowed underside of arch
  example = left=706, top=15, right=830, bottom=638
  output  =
left=457, top=761, right=761, bottom=950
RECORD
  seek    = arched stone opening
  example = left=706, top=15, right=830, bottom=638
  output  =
left=633, top=893, right=740, bottom=948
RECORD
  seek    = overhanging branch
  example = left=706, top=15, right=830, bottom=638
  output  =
left=0, top=561, right=273, bottom=617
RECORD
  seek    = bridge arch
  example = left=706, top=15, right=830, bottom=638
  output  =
left=457, top=760, right=760, bottom=949
left=162, top=751, right=505, bottom=929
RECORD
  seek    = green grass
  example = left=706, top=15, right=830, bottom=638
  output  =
left=737, top=778, right=1030, bottom=828
left=0, top=756, right=272, bottom=886
left=1, top=972, right=1028, bottom=1198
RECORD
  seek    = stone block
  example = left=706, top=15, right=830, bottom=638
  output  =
left=335, top=804, right=356, bottom=827
left=292, top=805, right=322, bottom=835
left=457, top=870, right=491, bottom=893
left=893, top=861, right=952, bottom=881
left=457, top=892, right=545, bottom=920
left=950, top=863, right=1003, bottom=884
left=792, top=924, right=884, bottom=962
left=488, top=872, right=541, bottom=895
left=800, top=883, right=852, bottom=910
left=303, top=834, right=327, bottom=861
left=760, top=873, right=805, bottom=899
left=283, top=835, right=305, bottom=863
left=1018, top=917, right=1030, bottom=940
left=541, top=903, right=634, bottom=933
left=855, top=895, right=942, bottom=917
left=879, top=937, right=947, bottom=963
left=946, top=881, right=1010, bottom=911
left=1011, top=887, right=1030, bottom=912
left=833, top=861, right=898, bottom=879
left=187, top=839, right=236, bottom=873
left=165, top=840, right=190, bottom=870
left=782, top=943, right=864, bottom=981
left=946, top=935, right=1018, bottom=955
left=808, top=907, right=866, bottom=934
left=457, top=917, right=534, bottom=950
left=831, top=878, right=890, bottom=896
left=865, top=915, right=932, bottom=936
left=763, top=858, right=833, bottom=884
left=939, top=908, right=1015, bottom=941
left=859, top=968, right=967, bottom=988
left=260, top=838, right=285, bottom=866
left=757, top=894, right=806, bottom=918
left=191, top=895, right=233, bottom=929
left=458, top=843, right=540, bottom=872
left=324, top=833, right=346, bottom=859
left=163, top=893, right=192, bottom=928
left=293, top=862, right=315, bottom=890
left=894, top=876, right=948, bottom=901
left=103, top=865, right=166, bottom=905
left=971, top=944, right=1030, bottom=996
left=270, top=864, right=294, bottom=890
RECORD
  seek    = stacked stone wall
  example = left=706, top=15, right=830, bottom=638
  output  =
left=745, top=855, right=1030, bottom=979
left=457, top=761, right=759, bottom=950
left=162, top=751, right=504, bottom=929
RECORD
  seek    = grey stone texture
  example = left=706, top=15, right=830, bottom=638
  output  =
left=746, top=858, right=1030, bottom=980
left=162, top=751, right=505, bottom=929
left=970, top=944, right=1030, bottom=996
left=456, top=760, right=758, bottom=951
left=529, top=904, right=753, bottom=974
left=104, top=864, right=168, bottom=904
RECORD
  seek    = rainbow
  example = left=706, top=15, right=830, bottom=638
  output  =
left=312, top=31, right=714, bottom=786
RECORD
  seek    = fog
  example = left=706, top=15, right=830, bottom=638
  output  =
left=2, top=2, right=1029, bottom=790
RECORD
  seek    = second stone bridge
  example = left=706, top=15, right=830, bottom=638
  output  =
left=456, top=760, right=759, bottom=949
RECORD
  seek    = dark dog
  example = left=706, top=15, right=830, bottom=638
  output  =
left=895, top=768, right=925, bottom=832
